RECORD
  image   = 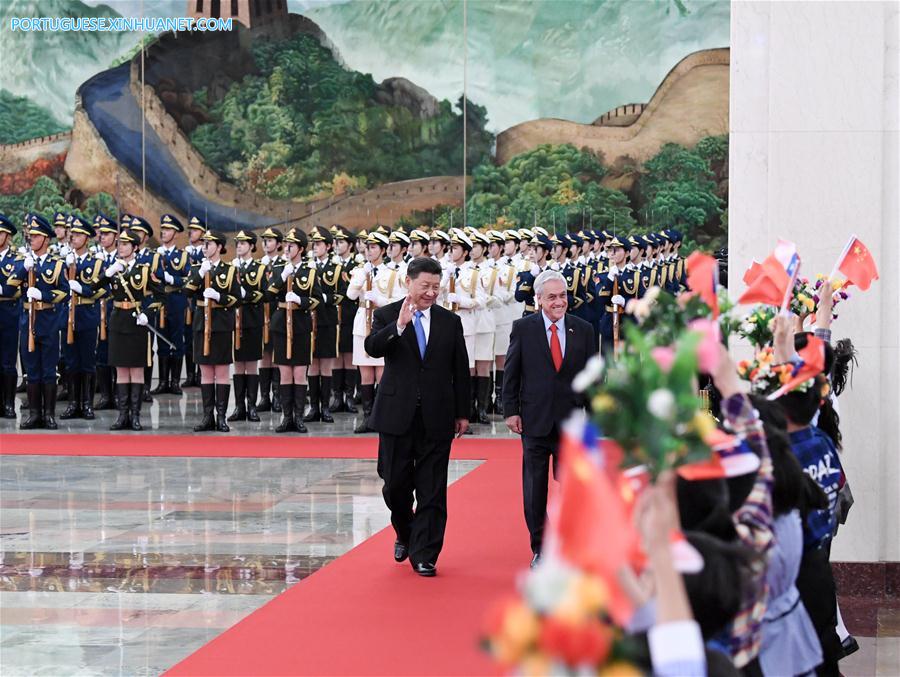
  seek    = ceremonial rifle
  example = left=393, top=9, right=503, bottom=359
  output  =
left=286, top=269, right=294, bottom=360
left=27, top=267, right=35, bottom=352
left=115, top=266, right=176, bottom=350
left=66, top=259, right=76, bottom=344
left=203, top=268, right=212, bottom=356
left=234, top=264, right=242, bottom=351
left=612, top=274, right=620, bottom=359
left=364, top=268, right=373, bottom=333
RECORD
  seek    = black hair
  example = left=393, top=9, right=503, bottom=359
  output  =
left=779, top=374, right=828, bottom=427
left=831, top=338, right=857, bottom=396
left=682, top=531, right=756, bottom=638
left=407, top=257, right=442, bottom=279
left=795, top=332, right=835, bottom=373
left=676, top=477, right=738, bottom=542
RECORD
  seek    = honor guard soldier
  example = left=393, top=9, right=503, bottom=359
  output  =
left=258, top=226, right=285, bottom=413
left=514, top=232, right=553, bottom=316
left=429, top=230, right=451, bottom=265
left=346, top=230, right=395, bottom=433
left=7, top=214, right=71, bottom=429
left=486, top=229, right=518, bottom=415
left=227, top=229, right=267, bottom=423
left=618, top=234, right=644, bottom=316
left=128, top=216, right=165, bottom=402
left=639, top=234, right=660, bottom=293
left=596, top=235, right=630, bottom=355
left=104, top=228, right=165, bottom=430
left=387, top=230, right=411, bottom=275
left=467, top=229, right=499, bottom=424
left=183, top=230, right=242, bottom=432
left=151, top=214, right=190, bottom=396
left=181, top=216, right=207, bottom=388
left=266, top=228, right=323, bottom=434
left=328, top=225, right=359, bottom=413
left=304, top=226, right=340, bottom=424
left=408, top=229, right=429, bottom=259
left=354, top=229, right=368, bottom=259
left=517, top=228, right=533, bottom=259
left=92, top=215, right=119, bottom=410
left=667, top=229, right=687, bottom=292
left=0, top=215, right=21, bottom=418
left=59, top=217, right=107, bottom=420
left=50, top=212, right=71, bottom=258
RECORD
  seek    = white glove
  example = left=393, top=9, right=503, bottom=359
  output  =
left=607, top=265, right=619, bottom=280
left=26, top=287, right=43, bottom=301
left=23, top=255, right=35, bottom=271
left=363, top=290, right=379, bottom=303
left=239, top=286, right=247, bottom=299
left=280, top=262, right=295, bottom=281
left=105, top=260, right=123, bottom=277
left=157, top=246, right=165, bottom=254
left=612, top=294, right=626, bottom=307
left=0, top=284, right=4, bottom=296
left=285, top=291, right=302, bottom=305
left=363, top=261, right=374, bottom=274
left=261, top=255, right=271, bottom=265
left=69, top=280, right=83, bottom=296
left=163, top=272, right=174, bottom=285
left=203, top=287, right=221, bottom=302
left=136, top=313, right=149, bottom=326
left=198, top=259, right=212, bottom=277
left=58, top=244, right=71, bottom=258
left=530, top=264, right=541, bottom=277
left=447, top=292, right=460, bottom=305
left=65, top=252, right=75, bottom=266
left=486, top=296, right=499, bottom=308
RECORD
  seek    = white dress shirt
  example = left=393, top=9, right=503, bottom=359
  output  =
left=541, top=311, right=566, bottom=357
left=398, top=304, right=431, bottom=343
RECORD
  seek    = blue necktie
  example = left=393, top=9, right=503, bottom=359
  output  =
left=413, top=310, right=427, bottom=359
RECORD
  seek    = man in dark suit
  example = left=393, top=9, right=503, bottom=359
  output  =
left=364, top=257, right=470, bottom=577
left=503, top=269, right=597, bottom=567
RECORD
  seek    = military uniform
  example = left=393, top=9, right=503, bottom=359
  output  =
left=596, top=236, right=634, bottom=355
left=59, top=217, right=107, bottom=420
left=151, top=214, right=190, bottom=395
left=304, top=226, right=341, bottom=423
left=181, top=216, right=208, bottom=388
left=257, top=226, right=285, bottom=413
left=92, top=215, right=119, bottom=410
left=514, top=233, right=554, bottom=316
left=329, top=225, right=360, bottom=413
left=0, top=215, right=21, bottom=418
left=128, top=217, right=165, bottom=402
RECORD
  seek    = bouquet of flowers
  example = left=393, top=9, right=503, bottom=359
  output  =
left=810, top=275, right=849, bottom=321
left=735, top=345, right=821, bottom=397
left=788, top=277, right=817, bottom=317
left=717, top=288, right=743, bottom=346
left=625, top=287, right=711, bottom=349
left=574, top=325, right=720, bottom=478
left=738, top=305, right=777, bottom=349
left=482, top=558, right=640, bottom=675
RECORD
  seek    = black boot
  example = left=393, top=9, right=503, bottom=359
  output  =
left=82, top=373, right=95, bottom=420
left=344, top=368, right=358, bottom=413
left=293, top=384, right=309, bottom=433
left=193, top=384, right=216, bottom=431
left=58, top=365, right=69, bottom=401
left=353, top=383, right=375, bottom=434
left=328, top=369, right=344, bottom=412
left=181, top=354, right=198, bottom=388
left=256, top=368, right=272, bottom=412
left=143, top=365, right=154, bottom=402
left=215, top=384, right=231, bottom=432
left=303, top=375, right=321, bottom=422
left=95, top=366, right=114, bottom=410
left=60, top=373, right=82, bottom=419
left=110, top=383, right=131, bottom=430
left=227, top=374, right=247, bottom=422
left=476, top=376, right=491, bottom=424
left=129, top=383, right=144, bottom=431
left=42, top=383, right=58, bottom=430
left=16, top=377, right=26, bottom=393
left=20, top=383, right=43, bottom=429
left=246, top=373, right=260, bottom=422
left=494, top=370, right=504, bottom=417
left=150, top=356, right=169, bottom=394
left=275, top=384, right=295, bottom=433
left=320, top=375, right=334, bottom=423
left=2, top=373, right=17, bottom=418
left=469, top=378, right=478, bottom=422
left=271, top=368, right=282, bottom=412
left=168, top=357, right=183, bottom=395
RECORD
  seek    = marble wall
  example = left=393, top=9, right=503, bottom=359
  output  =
left=729, top=1, right=899, bottom=562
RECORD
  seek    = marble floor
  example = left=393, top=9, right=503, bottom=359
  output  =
left=0, top=455, right=481, bottom=676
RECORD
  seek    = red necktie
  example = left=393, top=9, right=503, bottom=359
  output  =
left=550, top=324, right=563, bottom=372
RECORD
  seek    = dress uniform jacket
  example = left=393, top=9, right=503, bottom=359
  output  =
left=333, top=254, right=358, bottom=354
left=183, top=260, right=242, bottom=365
left=157, top=245, right=189, bottom=357
left=266, top=261, right=323, bottom=366
left=106, top=261, right=164, bottom=368
left=310, top=255, right=341, bottom=359
left=0, top=247, right=23, bottom=375
left=233, top=257, right=267, bottom=362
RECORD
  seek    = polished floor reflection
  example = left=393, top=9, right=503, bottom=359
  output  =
left=0, top=455, right=480, bottom=676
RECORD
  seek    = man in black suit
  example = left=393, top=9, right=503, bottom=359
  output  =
left=364, top=257, right=470, bottom=577
left=503, top=269, right=597, bottom=567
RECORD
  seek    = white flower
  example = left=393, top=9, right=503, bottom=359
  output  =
left=521, top=551, right=578, bottom=613
left=572, top=354, right=605, bottom=393
left=647, top=388, right=676, bottom=420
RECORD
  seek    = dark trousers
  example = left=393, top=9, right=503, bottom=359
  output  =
left=62, top=328, right=98, bottom=373
left=0, top=321, right=18, bottom=374
left=796, top=545, right=841, bottom=677
left=379, top=407, right=452, bottom=566
left=522, top=425, right=560, bottom=554
left=20, top=328, right=59, bottom=383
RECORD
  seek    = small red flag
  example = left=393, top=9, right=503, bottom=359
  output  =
left=738, top=254, right=791, bottom=306
left=767, top=335, right=826, bottom=400
left=742, top=260, right=764, bottom=286
left=837, top=237, right=879, bottom=291
left=686, top=252, right=719, bottom=317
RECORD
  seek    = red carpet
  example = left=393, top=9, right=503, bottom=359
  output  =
left=2, top=432, right=529, bottom=675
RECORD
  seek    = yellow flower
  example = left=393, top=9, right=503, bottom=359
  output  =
left=803, top=297, right=815, bottom=311
left=501, top=602, right=540, bottom=650
left=692, top=410, right=717, bottom=439
left=600, top=662, right=643, bottom=677
left=757, top=350, right=774, bottom=366
left=572, top=574, right=610, bottom=615
left=520, top=653, right=552, bottom=677
left=593, top=393, right=616, bottom=412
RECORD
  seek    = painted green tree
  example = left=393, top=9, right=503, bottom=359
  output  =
left=0, top=90, right=67, bottom=144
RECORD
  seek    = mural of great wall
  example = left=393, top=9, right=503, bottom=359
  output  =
left=0, top=1, right=729, bottom=240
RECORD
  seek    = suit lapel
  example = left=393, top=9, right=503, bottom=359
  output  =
left=402, top=313, right=423, bottom=362
left=534, top=312, right=555, bottom=369
left=560, top=315, right=577, bottom=371
left=422, top=308, right=438, bottom=363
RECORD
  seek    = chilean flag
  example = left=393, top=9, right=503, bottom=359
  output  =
left=767, top=335, right=827, bottom=400
left=738, top=240, right=801, bottom=308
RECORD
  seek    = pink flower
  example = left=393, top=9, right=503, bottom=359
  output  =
left=689, top=318, right=722, bottom=374
left=651, top=346, right=676, bottom=373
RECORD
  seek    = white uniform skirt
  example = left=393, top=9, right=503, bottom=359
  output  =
left=351, top=307, right=384, bottom=366
left=494, top=321, right=512, bottom=356
left=474, top=332, right=494, bottom=362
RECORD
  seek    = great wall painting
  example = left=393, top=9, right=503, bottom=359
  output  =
left=0, top=0, right=730, bottom=249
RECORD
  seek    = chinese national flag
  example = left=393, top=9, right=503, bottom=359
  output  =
left=686, top=252, right=719, bottom=317
left=837, top=237, right=880, bottom=291
left=738, top=254, right=791, bottom=306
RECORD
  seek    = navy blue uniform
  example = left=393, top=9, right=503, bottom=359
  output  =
left=0, top=247, right=21, bottom=377
left=61, top=253, right=106, bottom=375
left=157, top=245, right=189, bottom=359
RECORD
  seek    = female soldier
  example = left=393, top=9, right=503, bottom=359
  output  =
left=266, top=228, right=323, bottom=433
left=304, top=226, right=339, bottom=423
left=183, top=230, right=242, bottom=433
left=327, top=225, right=359, bottom=413
left=257, top=227, right=284, bottom=413
left=104, top=228, right=164, bottom=431
left=227, top=229, right=267, bottom=423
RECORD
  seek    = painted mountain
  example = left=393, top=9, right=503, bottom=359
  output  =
left=0, top=0, right=146, bottom=126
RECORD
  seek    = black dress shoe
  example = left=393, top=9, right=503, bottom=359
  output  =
left=530, top=553, right=541, bottom=569
left=840, top=635, right=860, bottom=658
left=393, top=541, right=408, bottom=562
left=412, top=562, right=436, bottom=577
